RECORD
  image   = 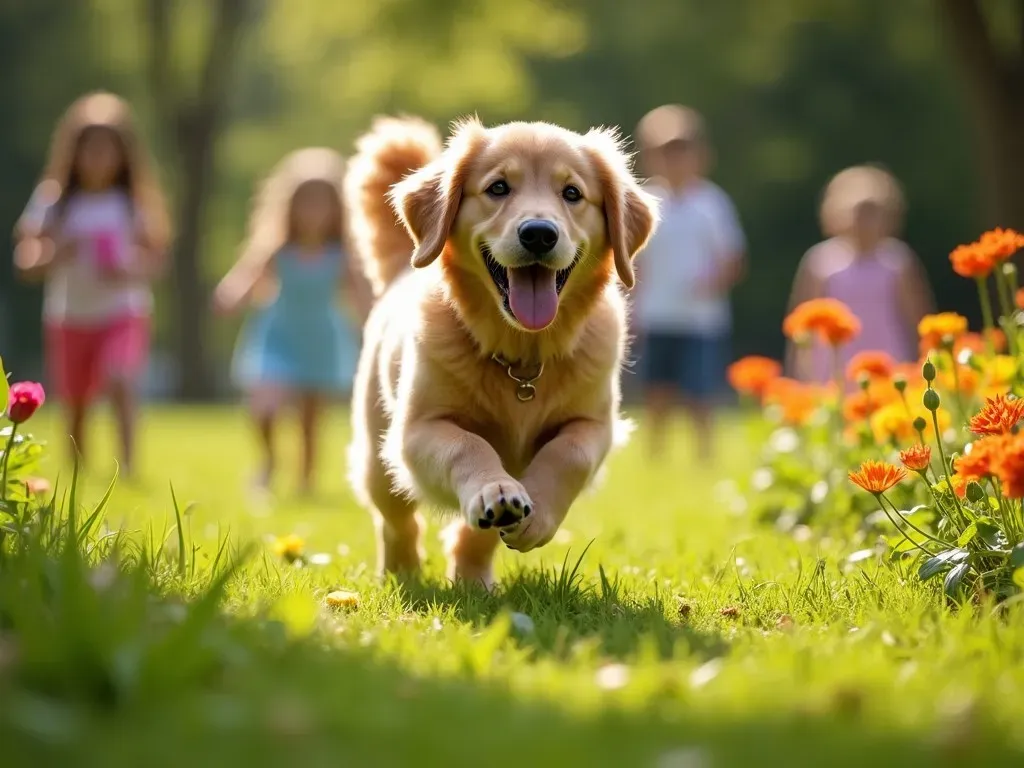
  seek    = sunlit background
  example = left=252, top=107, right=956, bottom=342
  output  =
left=2, top=0, right=1020, bottom=398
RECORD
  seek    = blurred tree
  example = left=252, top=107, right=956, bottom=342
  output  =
left=142, top=0, right=255, bottom=399
left=936, top=0, right=1024, bottom=229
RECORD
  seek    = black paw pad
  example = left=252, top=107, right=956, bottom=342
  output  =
left=494, top=509, right=520, bottom=528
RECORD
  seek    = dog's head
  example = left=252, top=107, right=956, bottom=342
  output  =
left=390, top=119, right=658, bottom=333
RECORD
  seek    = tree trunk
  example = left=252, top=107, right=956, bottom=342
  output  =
left=143, top=0, right=250, bottom=400
left=170, top=112, right=217, bottom=399
left=936, top=0, right=1024, bottom=230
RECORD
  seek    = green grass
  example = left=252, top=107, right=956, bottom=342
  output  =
left=4, top=405, right=1024, bottom=767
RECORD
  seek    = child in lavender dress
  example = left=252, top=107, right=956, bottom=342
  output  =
left=786, top=165, right=934, bottom=384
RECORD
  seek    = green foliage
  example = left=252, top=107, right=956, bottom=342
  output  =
left=0, top=0, right=988, bottom=377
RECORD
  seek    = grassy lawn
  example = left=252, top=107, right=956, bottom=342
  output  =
left=4, top=405, right=1024, bottom=767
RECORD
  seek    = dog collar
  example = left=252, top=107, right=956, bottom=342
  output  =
left=491, top=353, right=544, bottom=402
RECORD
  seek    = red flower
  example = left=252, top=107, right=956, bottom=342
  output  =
left=6, top=381, right=45, bottom=424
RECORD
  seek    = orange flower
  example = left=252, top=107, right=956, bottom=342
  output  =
left=950, top=243, right=993, bottom=279
left=1017, top=288, right=1024, bottom=311
left=949, top=228, right=1024, bottom=279
left=952, top=436, right=1006, bottom=486
left=968, top=394, right=1024, bottom=436
left=727, top=356, right=782, bottom=401
left=763, top=377, right=824, bottom=426
left=849, top=461, right=907, bottom=494
left=783, top=298, right=861, bottom=346
left=843, top=391, right=876, bottom=422
left=993, top=434, right=1024, bottom=499
left=846, top=351, right=895, bottom=382
left=978, top=227, right=1024, bottom=265
left=918, top=312, right=968, bottom=351
left=899, top=444, right=932, bottom=473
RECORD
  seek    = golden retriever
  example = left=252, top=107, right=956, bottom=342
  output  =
left=345, top=115, right=658, bottom=587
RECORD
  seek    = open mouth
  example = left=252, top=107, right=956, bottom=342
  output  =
left=481, top=244, right=579, bottom=331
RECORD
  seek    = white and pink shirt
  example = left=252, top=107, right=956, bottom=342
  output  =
left=38, top=190, right=152, bottom=325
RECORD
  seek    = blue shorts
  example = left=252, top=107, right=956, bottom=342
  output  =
left=638, top=332, right=729, bottom=400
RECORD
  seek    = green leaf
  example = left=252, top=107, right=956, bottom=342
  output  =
left=1010, top=544, right=1024, bottom=570
left=918, top=548, right=969, bottom=581
left=944, top=562, right=970, bottom=599
left=0, top=355, right=8, bottom=418
left=957, top=523, right=977, bottom=547
left=1013, top=567, right=1024, bottom=590
left=976, top=521, right=1008, bottom=550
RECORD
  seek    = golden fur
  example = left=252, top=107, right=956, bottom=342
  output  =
left=346, top=116, right=658, bottom=587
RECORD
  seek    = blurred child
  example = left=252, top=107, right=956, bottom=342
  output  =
left=787, top=165, right=934, bottom=383
left=632, top=104, right=747, bottom=465
left=214, top=148, right=371, bottom=496
left=13, top=92, right=171, bottom=477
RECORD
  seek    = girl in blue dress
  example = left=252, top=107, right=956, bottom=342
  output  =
left=214, top=148, right=372, bottom=494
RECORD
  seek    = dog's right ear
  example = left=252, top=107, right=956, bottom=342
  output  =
left=390, top=118, right=485, bottom=269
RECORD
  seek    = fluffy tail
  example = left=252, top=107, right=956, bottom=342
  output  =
left=345, top=116, right=442, bottom=296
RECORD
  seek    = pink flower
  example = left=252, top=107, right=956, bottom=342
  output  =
left=7, top=382, right=45, bottom=424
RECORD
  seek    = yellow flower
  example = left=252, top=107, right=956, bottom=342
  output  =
left=326, top=590, right=361, bottom=610
left=869, top=394, right=950, bottom=446
left=273, top=534, right=305, bottom=563
left=918, top=312, right=968, bottom=350
left=985, top=355, right=1018, bottom=388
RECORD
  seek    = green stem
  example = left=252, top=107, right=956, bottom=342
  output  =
left=1, top=423, right=17, bottom=500
left=992, top=476, right=1022, bottom=542
left=876, top=493, right=941, bottom=556
left=929, top=398, right=969, bottom=527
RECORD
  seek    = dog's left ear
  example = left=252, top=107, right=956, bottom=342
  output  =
left=391, top=118, right=486, bottom=269
left=584, top=129, right=659, bottom=289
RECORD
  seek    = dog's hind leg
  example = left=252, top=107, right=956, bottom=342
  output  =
left=440, top=520, right=500, bottom=590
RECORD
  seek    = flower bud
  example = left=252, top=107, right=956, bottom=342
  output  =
left=858, top=373, right=870, bottom=391
left=893, top=375, right=907, bottom=393
left=913, top=416, right=928, bottom=433
left=966, top=482, right=986, bottom=503
left=923, top=388, right=941, bottom=412
left=922, top=360, right=936, bottom=382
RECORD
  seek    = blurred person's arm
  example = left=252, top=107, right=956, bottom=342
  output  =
left=212, top=260, right=270, bottom=315
left=340, top=261, right=375, bottom=327
left=784, top=248, right=824, bottom=380
left=705, top=189, right=747, bottom=295
left=13, top=231, right=77, bottom=283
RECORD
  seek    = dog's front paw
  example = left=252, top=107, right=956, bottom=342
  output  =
left=499, top=506, right=557, bottom=553
left=464, top=478, right=533, bottom=531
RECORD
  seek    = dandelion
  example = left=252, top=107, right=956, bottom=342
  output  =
left=325, top=590, right=360, bottom=609
left=849, top=460, right=907, bottom=494
left=968, top=394, right=1024, bottom=436
left=783, top=298, right=861, bottom=346
left=846, top=351, right=895, bottom=382
left=273, top=534, right=305, bottom=564
left=918, top=313, right=968, bottom=350
left=726, top=356, right=782, bottom=401
left=899, top=444, right=932, bottom=473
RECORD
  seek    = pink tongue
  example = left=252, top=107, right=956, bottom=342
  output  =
left=507, top=266, right=559, bottom=330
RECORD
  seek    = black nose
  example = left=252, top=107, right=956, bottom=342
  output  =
left=517, top=219, right=559, bottom=256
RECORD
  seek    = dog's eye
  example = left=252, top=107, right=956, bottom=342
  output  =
left=486, top=180, right=511, bottom=198
left=562, top=185, right=583, bottom=203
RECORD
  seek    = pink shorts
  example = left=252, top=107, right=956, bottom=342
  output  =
left=45, top=315, right=150, bottom=405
